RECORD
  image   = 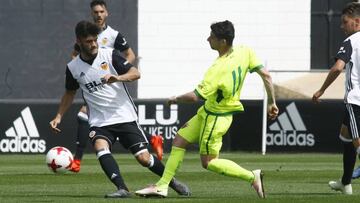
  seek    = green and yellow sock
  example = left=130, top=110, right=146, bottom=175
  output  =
left=207, top=158, right=254, bottom=182
left=156, top=146, right=186, bottom=188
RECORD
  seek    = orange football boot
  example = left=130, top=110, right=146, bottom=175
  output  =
left=150, top=135, right=164, bottom=160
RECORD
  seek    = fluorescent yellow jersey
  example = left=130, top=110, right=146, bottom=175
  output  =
left=194, top=45, right=263, bottom=115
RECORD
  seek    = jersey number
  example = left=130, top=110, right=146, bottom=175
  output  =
left=231, top=66, right=242, bottom=96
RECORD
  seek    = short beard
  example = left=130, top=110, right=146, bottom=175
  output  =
left=80, top=46, right=97, bottom=60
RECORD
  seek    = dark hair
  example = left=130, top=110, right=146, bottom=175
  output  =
left=342, top=2, right=360, bottom=17
left=73, top=43, right=80, bottom=52
left=90, top=0, right=107, bottom=9
left=210, top=20, right=235, bottom=46
left=75, top=20, right=101, bottom=39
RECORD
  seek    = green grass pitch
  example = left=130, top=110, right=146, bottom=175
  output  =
left=1, top=152, right=360, bottom=203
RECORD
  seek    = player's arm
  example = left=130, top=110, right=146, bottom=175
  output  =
left=168, top=91, right=201, bottom=105
left=102, top=49, right=140, bottom=83
left=50, top=66, right=79, bottom=133
left=122, top=47, right=136, bottom=64
left=256, top=68, right=278, bottom=120
left=168, top=69, right=215, bottom=105
left=312, top=59, right=345, bottom=103
left=114, top=33, right=136, bottom=64
left=312, top=39, right=351, bottom=103
left=103, top=66, right=140, bottom=83
left=50, top=90, right=76, bottom=133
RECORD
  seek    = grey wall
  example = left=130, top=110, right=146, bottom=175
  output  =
left=0, top=0, right=138, bottom=99
left=311, top=0, right=351, bottom=69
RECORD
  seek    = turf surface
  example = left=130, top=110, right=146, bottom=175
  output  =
left=0, top=152, right=359, bottom=202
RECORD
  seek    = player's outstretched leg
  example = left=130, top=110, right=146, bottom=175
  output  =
left=207, top=158, right=265, bottom=198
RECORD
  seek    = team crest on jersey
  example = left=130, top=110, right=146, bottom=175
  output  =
left=101, top=37, right=108, bottom=45
left=100, top=62, right=109, bottom=70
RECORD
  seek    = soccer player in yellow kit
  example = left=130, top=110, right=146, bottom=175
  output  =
left=135, top=20, right=278, bottom=198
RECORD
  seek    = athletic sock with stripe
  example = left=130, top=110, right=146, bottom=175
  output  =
left=98, top=153, right=128, bottom=191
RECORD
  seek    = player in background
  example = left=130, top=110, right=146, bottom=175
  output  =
left=50, top=20, right=190, bottom=198
left=70, top=0, right=163, bottom=173
left=312, top=2, right=360, bottom=195
left=135, top=20, right=278, bottom=198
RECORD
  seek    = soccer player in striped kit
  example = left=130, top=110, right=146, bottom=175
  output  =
left=313, top=2, right=360, bottom=195
left=70, top=0, right=163, bottom=173
left=50, top=21, right=190, bottom=198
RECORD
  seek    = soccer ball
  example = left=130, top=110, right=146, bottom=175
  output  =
left=46, top=146, right=73, bottom=173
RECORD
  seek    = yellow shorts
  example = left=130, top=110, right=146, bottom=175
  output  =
left=178, top=106, right=233, bottom=155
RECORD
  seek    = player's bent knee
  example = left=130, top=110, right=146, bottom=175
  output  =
left=96, top=147, right=111, bottom=159
left=172, top=134, right=189, bottom=148
left=201, top=162, right=209, bottom=169
left=93, top=137, right=111, bottom=151
left=201, top=155, right=217, bottom=169
left=134, top=149, right=153, bottom=167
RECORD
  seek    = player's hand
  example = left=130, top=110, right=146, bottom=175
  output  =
left=102, top=74, right=119, bottom=84
left=268, top=103, right=279, bottom=120
left=312, top=90, right=324, bottom=104
left=49, top=117, right=61, bottom=133
left=167, top=96, right=177, bottom=105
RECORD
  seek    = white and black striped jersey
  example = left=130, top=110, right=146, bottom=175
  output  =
left=66, top=48, right=137, bottom=127
left=336, top=31, right=360, bottom=106
left=98, top=25, right=129, bottom=51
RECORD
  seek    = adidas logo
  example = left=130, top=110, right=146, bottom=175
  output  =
left=121, top=37, right=127, bottom=46
left=0, top=107, right=46, bottom=153
left=337, top=46, right=346, bottom=54
left=267, top=102, right=315, bottom=146
left=111, top=173, right=118, bottom=179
